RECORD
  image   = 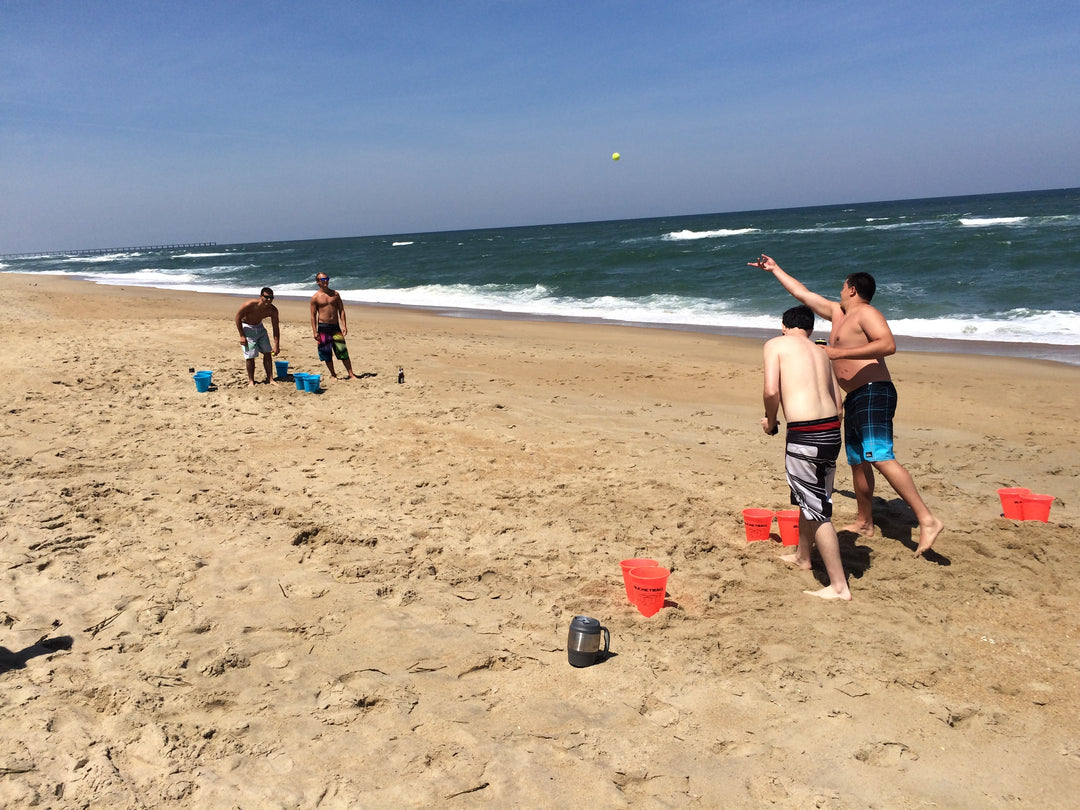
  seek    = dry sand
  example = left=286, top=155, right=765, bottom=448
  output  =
left=1, top=273, right=1079, bottom=808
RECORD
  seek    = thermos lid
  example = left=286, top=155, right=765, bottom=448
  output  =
left=570, top=615, right=600, bottom=631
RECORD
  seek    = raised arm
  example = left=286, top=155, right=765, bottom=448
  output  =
left=751, top=254, right=840, bottom=322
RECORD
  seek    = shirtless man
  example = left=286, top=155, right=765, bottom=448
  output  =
left=753, top=254, right=943, bottom=557
left=234, top=287, right=280, bottom=386
left=310, top=273, right=358, bottom=380
left=762, top=305, right=850, bottom=600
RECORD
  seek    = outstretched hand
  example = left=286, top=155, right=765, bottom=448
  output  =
left=749, top=254, right=779, bottom=272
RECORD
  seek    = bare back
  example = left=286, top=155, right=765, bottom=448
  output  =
left=764, top=332, right=842, bottom=423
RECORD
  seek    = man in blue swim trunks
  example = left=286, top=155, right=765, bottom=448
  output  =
left=310, top=273, right=359, bottom=380
left=753, top=255, right=944, bottom=557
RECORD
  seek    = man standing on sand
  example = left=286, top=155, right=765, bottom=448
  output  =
left=753, top=254, right=944, bottom=557
left=763, top=305, right=851, bottom=600
left=235, top=287, right=280, bottom=386
left=310, top=273, right=359, bottom=380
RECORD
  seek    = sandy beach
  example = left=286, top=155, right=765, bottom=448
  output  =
left=1, top=272, right=1079, bottom=808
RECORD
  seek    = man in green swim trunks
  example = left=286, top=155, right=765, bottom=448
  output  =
left=753, top=254, right=944, bottom=557
left=310, top=273, right=359, bottom=380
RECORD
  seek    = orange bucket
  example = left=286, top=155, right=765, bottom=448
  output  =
left=776, top=509, right=800, bottom=546
left=1020, top=493, right=1054, bottom=523
left=628, top=566, right=669, bottom=617
left=620, top=558, right=658, bottom=603
left=742, top=509, right=774, bottom=542
left=997, top=487, right=1030, bottom=519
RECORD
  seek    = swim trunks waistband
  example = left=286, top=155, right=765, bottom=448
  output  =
left=846, top=380, right=896, bottom=398
left=787, top=416, right=841, bottom=432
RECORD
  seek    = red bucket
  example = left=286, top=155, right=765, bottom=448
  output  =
left=997, top=487, right=1030, bottom=520
left=776, top=509, right=800, bottom=546
left=742, top=509, right=775, bottom=542
left=628, top=566, right=669, bottom=617
left=1020, top=493, right=1054, bottom=523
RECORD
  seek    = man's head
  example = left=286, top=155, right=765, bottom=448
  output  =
left=782, top=304, right=815, bottom=334
left=316, top=274, right=329, bottom=286
left=843, top=272, right=876, bottom=302
left=260, top=287, right=274, bottom=302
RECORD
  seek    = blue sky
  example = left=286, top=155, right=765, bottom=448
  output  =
left=2, top=0, right=1078, bottom=252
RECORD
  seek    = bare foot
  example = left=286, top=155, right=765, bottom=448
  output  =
left=266, top=379, right=277, bottom=386
left=842, top=520, right=875, bottom=537
left=247, top=380, right=257, bottom=387
left=779, top=553, right=811, bottom=570
left=914, top=516, right=944, bottom=557
left=804, top=584, right=851, bottom=601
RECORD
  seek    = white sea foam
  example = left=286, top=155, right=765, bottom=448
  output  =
left=392, top=241, right=414, bottom=247
left=328, top=284, right=1079, bottom=347
left=663, top=228, right=759, bottom=241
left=61, top=252, right=143, bottom=263
left=959, top=217, right=1029, bottom=227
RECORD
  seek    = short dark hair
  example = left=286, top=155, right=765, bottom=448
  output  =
left=845, top=272, right=876, bottom=302
left=261, top=287, right=274, bottom=298
left=782, top=304, right=814, bottom=333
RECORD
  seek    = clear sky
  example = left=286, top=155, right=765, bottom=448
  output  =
left=2, top=0, right=1078, bottom=253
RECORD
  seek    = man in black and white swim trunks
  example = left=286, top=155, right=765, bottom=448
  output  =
left=762, top=305, right=851, bottom=600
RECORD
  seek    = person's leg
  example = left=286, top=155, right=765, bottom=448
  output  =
left=871, top=459, right=944, bottom=556
left=804, top=519, right=851, bottom=600
left=332, top=332, right=358, bottom=379
left=262, top=352, right=275, bottom=385
left=844, top=461, right=876, bottom=536
left=245, top=358, right=257, bottom=385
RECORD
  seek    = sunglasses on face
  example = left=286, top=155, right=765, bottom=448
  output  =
left=317, top=277, right=329, bottom=282
left=262, top=294, right=274, bottom=301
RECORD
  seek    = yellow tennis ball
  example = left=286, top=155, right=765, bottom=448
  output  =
left=612, top=152, right=620, bottom=161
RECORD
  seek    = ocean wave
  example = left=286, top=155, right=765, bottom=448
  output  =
left=61, top=252, right=143, bottom=263
left=663, top=228, right=759, bottom=241
left=780, top=219, right=943, bottom=235
left=959, top=217, right=1029, bottom=227
left=332, top=284, right=1079, bottom=346
left=890, top=310, right=1079, bottom=344
left=391, top=241, right=415, bottom=247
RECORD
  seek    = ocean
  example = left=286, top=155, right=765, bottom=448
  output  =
left=3, top=188, right=1078, bottom=364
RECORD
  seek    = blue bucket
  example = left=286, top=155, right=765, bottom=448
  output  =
left=274, top=359, right=289, bottom=379
left=193, top=371, right=212, bottom=393
left=294, top=373, right=309, bottom=391
left=304, top=374, right=322, bottom=393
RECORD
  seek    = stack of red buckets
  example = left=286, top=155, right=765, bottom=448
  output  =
left=997, top=487, right=1055, bottom=522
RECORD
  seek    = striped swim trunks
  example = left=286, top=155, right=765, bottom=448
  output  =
left=785, top=416, right=841, bottom=523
